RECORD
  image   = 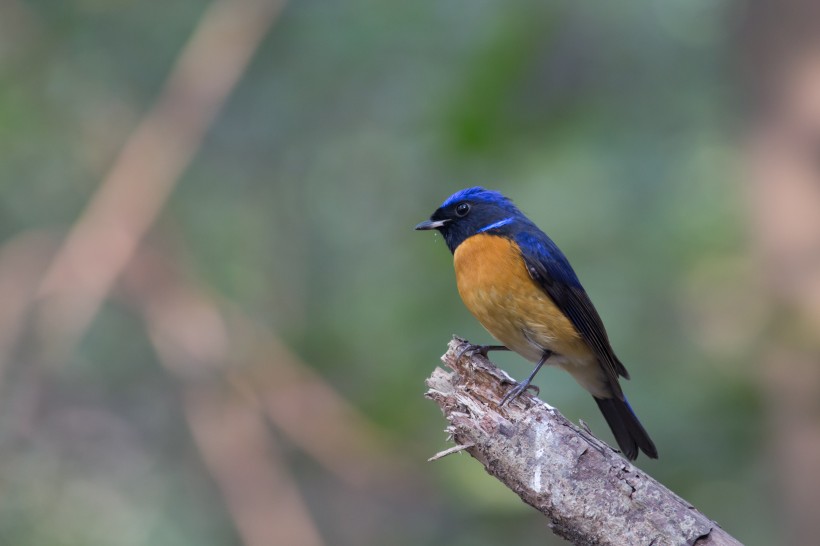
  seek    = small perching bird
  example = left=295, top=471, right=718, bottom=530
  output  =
left=416, top=187, right=657, bottom=460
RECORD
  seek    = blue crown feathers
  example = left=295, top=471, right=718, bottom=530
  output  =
left=441, top=186, right=513, bottom=209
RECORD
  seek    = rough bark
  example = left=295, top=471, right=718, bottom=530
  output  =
left=425, top=337, right=743, bottom=546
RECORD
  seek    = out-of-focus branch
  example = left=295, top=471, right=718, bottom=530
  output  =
left=234, top=329, right=409, bottom=489
left=120, top=245, right=325, bottom=546
left=426, top=337, right=742, bottom=546
left=122, top=244, right=411, bottom=489
left=0, top=233, right=59, bottom=435
left=35, top=0, right=286, bottom=352
left=744, top=45, right=820, bottom=546
left=185, top=385, right=325, bottom=546
left=0, top=233, right=57, bottom=372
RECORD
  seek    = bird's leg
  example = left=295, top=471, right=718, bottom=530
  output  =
left=499, top=350, right=552, bottom=406
left=455, top=344, right=509, bottom=361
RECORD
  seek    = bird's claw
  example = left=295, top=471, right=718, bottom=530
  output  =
left=455, top=344, right=508, bottom=362
left=499, top=381, right=539, bottom=406
left=456, top=344, right=488, bottom=361
left=455, top=344, right=477, bottom=361
left=527, top=384, right=540, bottom=397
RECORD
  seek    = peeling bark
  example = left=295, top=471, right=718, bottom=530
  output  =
left=425, top=337, right=743, bottom=546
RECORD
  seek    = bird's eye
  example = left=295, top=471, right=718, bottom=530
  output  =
left=455, top=202, right=470, bottom=217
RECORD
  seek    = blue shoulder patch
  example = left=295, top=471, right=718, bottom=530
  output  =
left=514, top=229, right=582, bottom=288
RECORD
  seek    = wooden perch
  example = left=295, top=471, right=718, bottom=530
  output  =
left=425, top=337, right=743, bottom=546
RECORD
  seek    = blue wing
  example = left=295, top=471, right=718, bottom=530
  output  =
left=514, top=229, right=629, bottom=398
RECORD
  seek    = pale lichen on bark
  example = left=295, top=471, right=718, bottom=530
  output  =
left=425, top=336, right=743, bottom=546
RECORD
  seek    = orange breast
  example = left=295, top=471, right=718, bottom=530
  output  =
left=453, top=234, right=593, bottom=364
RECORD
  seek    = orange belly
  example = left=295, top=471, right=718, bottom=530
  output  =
left=453, top=234, right=593, bottom=364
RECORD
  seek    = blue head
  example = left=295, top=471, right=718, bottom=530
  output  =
left=415, top=187, right=527, bottom=253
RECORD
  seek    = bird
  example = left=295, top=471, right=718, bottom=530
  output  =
left=415, top=187, right=657, bottom=460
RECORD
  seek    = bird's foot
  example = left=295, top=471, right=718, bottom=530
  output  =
left=499, top=380, right=539, bottom=406
left=499, top=350, right=550, bottom=406
left=455, top=343, right=509, bottom=362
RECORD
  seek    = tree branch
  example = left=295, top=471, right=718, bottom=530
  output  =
left=425, top=337, right=743, bottom=546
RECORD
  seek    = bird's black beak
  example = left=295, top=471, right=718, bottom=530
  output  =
left=414, top=219, right=449, bottom=231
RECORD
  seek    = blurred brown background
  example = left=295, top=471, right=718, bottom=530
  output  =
left=1, top=0, right=819, bottom=545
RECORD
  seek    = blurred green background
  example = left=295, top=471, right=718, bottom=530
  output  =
left=0, top=0, right=804, bottom=545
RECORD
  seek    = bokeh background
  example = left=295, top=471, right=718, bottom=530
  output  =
left=2, top=0, right=820, bottom=545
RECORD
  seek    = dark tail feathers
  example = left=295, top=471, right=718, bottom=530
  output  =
left=594, top=397, right=658, bottom=460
